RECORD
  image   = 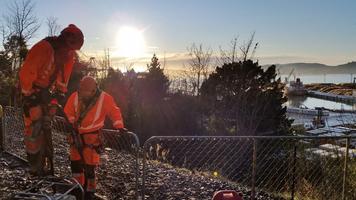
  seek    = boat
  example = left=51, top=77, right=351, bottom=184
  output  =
left=286, top=78, right=307, bottom=96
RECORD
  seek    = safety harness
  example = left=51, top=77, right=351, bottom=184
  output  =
left=72, top=89, right=104, bottom=154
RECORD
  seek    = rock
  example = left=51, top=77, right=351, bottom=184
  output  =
left=0, top=131, right=284, bottom=200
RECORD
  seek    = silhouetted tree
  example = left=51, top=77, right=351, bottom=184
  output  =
left=0, top=51, right=11, bottom=75
left=127, top=54, right=170, bottom=141
left=95, top=55, right=201, bottom=141
left=0, top=50, right=13, bottom=105
left=0, top=35, right=28, bottom=106
left=201, top=60, right=291, bottom=136
left=143, top=54, right=170, bottom=102
left=3, top=35, right=28, bottom=67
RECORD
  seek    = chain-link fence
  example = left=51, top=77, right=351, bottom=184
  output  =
left=2, top=106, right=356, bottom=200
left=1, top=106, right=140, bottom=199
left=142, top=136, right=356, bottom=200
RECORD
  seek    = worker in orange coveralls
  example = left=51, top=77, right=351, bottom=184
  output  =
left=64, top=76, right=125, bottom=199
left=19, top=24, right=84, bottom=176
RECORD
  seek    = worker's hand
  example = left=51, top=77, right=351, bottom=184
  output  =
left=52, top=91, right=66, bottom=105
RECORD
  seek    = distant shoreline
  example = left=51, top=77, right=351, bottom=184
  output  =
left=265, top=61, right=356, bottom=75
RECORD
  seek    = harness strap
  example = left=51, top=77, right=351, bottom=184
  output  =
left=76, top=89, right=102, bottom=128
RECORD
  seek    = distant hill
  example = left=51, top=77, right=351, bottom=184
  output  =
left=263, top=61, right=356, bottom=75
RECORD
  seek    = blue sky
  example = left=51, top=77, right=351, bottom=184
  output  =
left=1, top=0, right=356, bottom=68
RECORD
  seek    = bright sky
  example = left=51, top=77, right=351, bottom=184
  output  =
left=1, top=0, right=356, bottom=69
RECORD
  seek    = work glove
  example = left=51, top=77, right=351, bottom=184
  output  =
left=52, top=91, right=66, bottom=105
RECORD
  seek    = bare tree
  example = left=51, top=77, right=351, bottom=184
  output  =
left=1, top=0, right=40, bottom=71
left=46, top=16, right=61, bottom=36
left=240, top=32, right=258, bottom=61
left=1, top=25, right=7, bottom=47
left=219, top=32, right=258, bottom=64
left=2, top=0, right=40, bottom=43
left=219, top=36, right=239, bottom=64
left=186, top=43, right=213, bottom=96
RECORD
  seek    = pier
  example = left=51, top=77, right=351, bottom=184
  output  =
left=307, top=90, right=356, bottom=103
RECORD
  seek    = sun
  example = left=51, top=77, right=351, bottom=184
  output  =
left=115, top=26, right=145, bottom=58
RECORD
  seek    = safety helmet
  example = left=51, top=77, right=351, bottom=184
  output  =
left=60, top=24, right=84, bottom=50
left=79, top=76, right=97, bottom=99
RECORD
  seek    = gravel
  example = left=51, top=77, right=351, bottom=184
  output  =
left=0, top=130, right=284, bottom=200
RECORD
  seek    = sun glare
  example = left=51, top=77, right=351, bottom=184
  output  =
left=115, top=26, right=145, bottom=58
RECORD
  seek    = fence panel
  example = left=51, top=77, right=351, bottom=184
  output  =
left=2, top=106, right=140, bottom=199
left=1, top=106, right=26, bottom=159
left=2, top=106, right=356, bottom=200
left=143, top=136, right=257, bottom=199
left=142, top=136, right=356, bottom=200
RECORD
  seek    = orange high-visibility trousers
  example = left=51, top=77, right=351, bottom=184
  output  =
left=69, top=132, right=102, bottom=193
left=23, top=106, right=44, bottom=154
left=71, top=161, right=96, bottom=193
left=23, top=105, right=54, bottom=175
left=69, top=132, right=102, bottom=165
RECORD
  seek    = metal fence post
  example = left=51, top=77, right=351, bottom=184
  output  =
left=0, top=105, right=3, bottom=151
left=342, top=137, right=350, bottom=200
left=142, top=140, right=148, bottom=200
left=291, top=141, right=297, bottom=200
left=136, top=148, right=140, bottom=200
left=251, top=138, right=257, bottom=200
left=131, top=132, right=140, bottom=200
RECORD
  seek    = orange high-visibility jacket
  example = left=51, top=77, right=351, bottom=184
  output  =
left=19, top=40, right=75, bottom=95
left=64, top=91, right=124, bottom=134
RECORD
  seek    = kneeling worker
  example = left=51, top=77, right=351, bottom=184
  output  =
left=64, top=76, right=125, bottom=199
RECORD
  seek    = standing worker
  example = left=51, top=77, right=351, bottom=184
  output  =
left=19, top=24, right=84, bottom=176
left=64, top=76, right=125, bottom=199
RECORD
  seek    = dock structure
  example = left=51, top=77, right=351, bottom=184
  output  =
left=307, top=90, right=356, bottom=103
left=287, top=107, right=329, bottom=116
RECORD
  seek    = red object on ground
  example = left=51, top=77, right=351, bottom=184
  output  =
left=212, top=190, right=243, bottom=200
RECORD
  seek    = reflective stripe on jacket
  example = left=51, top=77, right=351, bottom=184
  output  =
left=64, top=91, right=124, bottom=134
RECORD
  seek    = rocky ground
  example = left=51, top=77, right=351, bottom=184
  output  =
left=0, top=130, right=284, bottom=200
left=0, top=152, right=35, bottom=199
left=305, top=83, right=356, bottom=96
left=143, top=161, right=282, bottom=200
left=0, top=151, right=284, bottom=200
left=1, top=128, right=139, bottom=200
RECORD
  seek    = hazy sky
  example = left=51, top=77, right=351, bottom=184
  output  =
left=1, top=0, right=356, bottom=69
